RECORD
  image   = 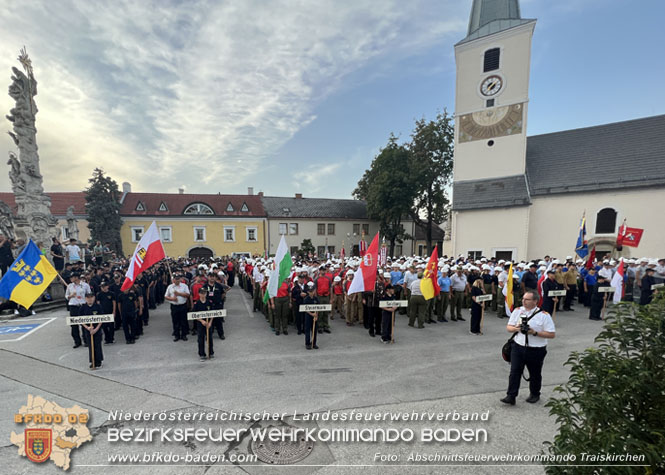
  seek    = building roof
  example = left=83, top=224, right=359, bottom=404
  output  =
left=526, top=114, right=665, bottom=196
left=261, top=196, right=367, bottom=219
left=0, top=192, right=87, bottom=216
left=120, top=192, right=265, bottom=217
left=457, top=0, right=535, bottom=45
left=452, top=175, right=530, bottom=210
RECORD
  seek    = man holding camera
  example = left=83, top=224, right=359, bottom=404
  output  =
left=501, top=290, right=556, bottom=405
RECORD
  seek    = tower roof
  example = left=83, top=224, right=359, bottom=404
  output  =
left=457, top=0, right=534, bottom=45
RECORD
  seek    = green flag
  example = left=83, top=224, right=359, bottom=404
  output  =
left=263, top=235, right=292, bottom=303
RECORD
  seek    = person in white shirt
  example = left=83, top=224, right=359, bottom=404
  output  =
left=501, top=290, right=556, bottom=406
left=65, top=273, right=91, bottom=348
left=65, top=238, right=82, bottom=264
left=165, top=274, right=191, bottom=342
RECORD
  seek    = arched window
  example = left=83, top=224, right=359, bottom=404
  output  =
left=595, top=208, right=617, bottom=234
left=183, top=203, right=214, bottom=215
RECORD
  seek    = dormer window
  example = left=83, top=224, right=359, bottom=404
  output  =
left=158, top=201, right=168, bottom=212
left=135, top=201, right=145, bottom=211
left=226, top=203, right=234, bottom=212
left=241, top=202, right=249, bottom=212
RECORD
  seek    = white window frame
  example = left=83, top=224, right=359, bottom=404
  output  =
left=278, top=223, right=287, bottom=235
left=159, top=226, right=173, bottom=243
left=289, top=223, right=298, bottom=235
left=131, top=226, right=145, bottom=243
left=467, top=249, right=483, bottom=260
left=193, top=226, right=207, bottom=242
left=61, top=226, right=70, bottom=240
left=184, top=203, right=214, bottom=215
left=246, top=226, right=258, bottom=242
left=224, top=226, right=236, bottom=242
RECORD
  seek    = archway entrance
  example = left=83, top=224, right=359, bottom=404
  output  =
left=188, top=247, right=213, bottom=259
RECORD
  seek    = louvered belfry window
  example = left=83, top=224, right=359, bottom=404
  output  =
left=484, top=48, right=500, bottom=72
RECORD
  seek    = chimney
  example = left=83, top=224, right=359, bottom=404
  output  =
left=178, top=187, right=184, bottom=194
left=258, top=191, right=264, bottom=197
left=248, top=187, right=254, bottom=195
left=122, top=182, right=132, bottom=193
left=295, top=193, right=303, bottom=199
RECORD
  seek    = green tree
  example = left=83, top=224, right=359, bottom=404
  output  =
left=407, top=110, right=454, bottom=254
left=544, top=296, right=665, bottom=474
left=84, top=168, right=123, bottom=253
left=354, top=134, right=413, bottom=256
left=299, top=238, right=315, bottom=258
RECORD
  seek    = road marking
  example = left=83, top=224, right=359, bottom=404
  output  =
left=0, top=317, right=56, bottom=342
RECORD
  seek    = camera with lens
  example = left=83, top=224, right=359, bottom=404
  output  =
left=520, top=316, right=531, bottom=335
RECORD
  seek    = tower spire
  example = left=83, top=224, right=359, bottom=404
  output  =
left=460, top=0, right=532, bottom=45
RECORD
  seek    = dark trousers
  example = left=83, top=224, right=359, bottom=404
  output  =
left=295, top=311, right=304, bottom=334
left=589, top=298, right=604, bottom=319
left=369, top=306, right=381, bottom=335
left=69, top=306, right=84, bottom=345
left=170, top=304, right=188, bottom=339
left=86, top=330, right=103, bottom=366
left=381, top=311, right=394, bottom=341
left=133, top=311, right=143, bottom=336
left=564, top=288, right=575, bottom=310
left=122, top=313, right=135, bottom=342
left=212, top=317, right=224, bottom=338
left=470, top=305, right=482, bottom=333
left=507, top=342, right=547, bottom=398
left=362, top=301, right=371, bottom=329
left=102, top=323, right=115, bottom=343
left=197, top=321, right=213, bottom=357
left=228, top=271, right=235, bottom=287
left=305, top=315, right=318, bottom=347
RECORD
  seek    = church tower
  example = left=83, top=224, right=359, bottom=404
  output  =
left=450, top=0, right=536, bottom=261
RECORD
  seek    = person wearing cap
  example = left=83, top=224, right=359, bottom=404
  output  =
left=541, top=270, right=562, bottom=315
left=469, top=279, right=485, bottom=335
left=344, top=270, right=361, bottom=326
left=165, top=274, right=190, bottom=342
left=331, top=275, right=344, bottom=320
left=96, top=281, right=116, bottom=344
left=563, top=263, right=578, bottom=311
left=252, top=264, right=265, bottom=313
left=367, top=273, right=388, bottom=337
left=496, top=264, right=510, bottom=318
left=589, top=274, right=610, bottom=321
left=314, top=269, right=332, bottom=334
left=204, top=273, right=226, bottom=340
left=450, top=267, right=468, bottom=322
left=292, top=274, right=307, bottom=335
left=118, top=284, right=141, bottom=344
left=380, top=285, right=399, bottom=343
left=583, top=267, right=597, bottom=307
left=192, top=288, right=214, bottom=360
left=408, top=270, right=427, bottom=329
left=522, top=264, right=539, bottom=296
left=65, top=273, right=91, bottom=348
left=436, top=268, right=451, bottom=322
left=640, top=267, right=657, bottom=305
left=270, top=278, right=291, bottom=336
left=79, top=292, right=104, bottom=369
left=303, top=282, right=320, bottom=350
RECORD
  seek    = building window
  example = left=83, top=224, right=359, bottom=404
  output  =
left=418, top=244, right=424, bottom=256
left=246, top=226, right=257, bottom=242
left=135, top=201, right=145, bottom=212
left=596, top=208, right=617, bottom=234
left=362, top=224, right=369, bottom=235
left=131, top=226, right=144, bottom=243
left=317, top=223, right=325, bottom=235
left=317, top=246, right=326, bottom=256
left=486, top=99, right=495, bottom=108
left=290, top=246, right=299, bottom=256
left=224, top=226, right=235, bottom=242
left=289, top=223, right=298, bottom=235
left=184, top=203, right=214, bottom=215
left=467, top=250, right=483, bottom=260
left=226, top=203, right=234, bottom=212
left=61, top=226, right=70, bottom=240
left=279, top=223, right=287, bottom=235
left=159, top=226, right=172, bottom=242
left=158, top=202, right=168, bottom=212
left=327, top=246, right=335, bottom=255
left=483, top=48, right=500, bottom=72
left=194, top=226, right=206, bottom=242
left=327, top=223, right=335, bottom=235
left=241, top=202, right=249, bottom=212
left=353, top=224, right=360, bottom=235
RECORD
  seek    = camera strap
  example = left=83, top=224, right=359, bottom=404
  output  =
left=523, top=308, right=542, bottom=348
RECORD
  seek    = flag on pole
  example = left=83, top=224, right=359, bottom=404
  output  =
left=575, top=214, right=588, bottom=258
left=348, top=233, right=379, bottom=294
left=121, top=221, right=166, bottom=291
left=502, top=263, right=514, bottom=315
left=537, top=271, right=546, bottom=307
left=420, top=247, right=441, bottom=300
left=379, top=238, right=387, bottom=267
left=611, top=258, right=625, bottom=304
left=341, top=242, right=345, bottom=261
left=585, top=245, right=596, bottom=270
left=617, top=224, right=644, bottom=248
left=0, top=239, right=58, bottom=308
left=263, top=235, right=292, bottom=303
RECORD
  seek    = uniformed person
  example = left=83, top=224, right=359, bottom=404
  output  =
left=303, top=282, right=319, bottom=350
left=315, top=269, right=332, bottom=333
left=589, top=275, right=610, bottom=320
left=165, top=274, right=190, bottom=341
left=270, top=279, right=291, bottom=336
left=65, top=273, right=90, bottom=348
left=118, top=285, right=139, bottom=344
left=450, top=267, right=468, bottom=321
left=640, top=267, right=657, bottom=305
left=193, top=290, right=214, bottom=360
left=96, top=281, right=116, bottom=344
left=408, top=272, right=427, bottom=328
left=291, top=275, right=306, bottom=335
left=380, top=285, right=399, bottom=343
left=541, top=270, right=561, bottom=315
left=80, top=292, right=104, bottom=369
left=209, top=273, right=227, bottom=340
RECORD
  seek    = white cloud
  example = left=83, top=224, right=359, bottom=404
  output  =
left=0, top=0, right=465, bottom=194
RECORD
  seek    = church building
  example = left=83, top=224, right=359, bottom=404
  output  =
left=448, top=0, right=665, bottom=261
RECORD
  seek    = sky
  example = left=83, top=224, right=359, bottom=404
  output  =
left=0, top=0, right=663, bottom=198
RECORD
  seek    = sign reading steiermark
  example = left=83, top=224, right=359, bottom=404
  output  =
left=299, top=304, right=332, bottom=312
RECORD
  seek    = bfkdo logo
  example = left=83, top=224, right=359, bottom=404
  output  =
left=11, top=395, right=93, bottom=471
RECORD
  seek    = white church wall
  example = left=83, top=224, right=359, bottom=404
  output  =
left=528, top=188, right=665, bottom=260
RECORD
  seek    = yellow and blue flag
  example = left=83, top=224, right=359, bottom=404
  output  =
left=0, top=239, right=58, bottom=308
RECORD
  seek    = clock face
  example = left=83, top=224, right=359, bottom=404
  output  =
left=480, top=75, right=503, bottom=97
left=458, top=103, right=523, bottom=143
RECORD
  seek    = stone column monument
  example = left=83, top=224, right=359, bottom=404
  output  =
left=6, top=48, right=57, bottom=250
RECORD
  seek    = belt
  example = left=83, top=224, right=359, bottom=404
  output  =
left=171, top=303, right=186, bottom=307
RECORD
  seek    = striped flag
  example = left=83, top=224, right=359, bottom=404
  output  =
left=502, top=263, right=514, bottom=314
left=121, top=221, right=166, bottom=291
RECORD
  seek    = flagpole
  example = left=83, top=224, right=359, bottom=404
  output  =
left=480, top=301, right=485, bottom=334
left=391, top=309, right=395, bottom=343
left=90, top=327, right=95, bottom=370
left=312, top=313, right=317, bottom=347
left=206, top=319, right=211, bottom=359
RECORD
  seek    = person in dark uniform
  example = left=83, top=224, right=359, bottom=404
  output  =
left=118, top=286, right=139, bottom=344
left=96, top=281, right=116, bottom=344
left=50, top=237, right=65, bottom=273
left=541, top=270, right=561, bottom=314
left=80, top=293, right=104, bottom=368
left=380, top=285, right=399, bottom=343
left=291, top=275, right=306, bottom=335
left=303, top=282, right=319, bottom=350
left=369, top=274, right=387, bottom=337
left=589, top=275, right=610, bottom=320
left=192, top=291, right=214, bottom=361
left=470, top=279, right=485, bottom=335
left=640, top=268, right=657, bottom=305
left=206, top=274, right=226, bottom=340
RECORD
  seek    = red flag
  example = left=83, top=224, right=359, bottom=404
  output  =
left=347, top=233, right=379, bottom=294
left=621, top=227, right=644, bottom=248
left=121, top=221, right=166, bottom=291
left=616, top=220, right=626, bottom=250
left=585, top=246, right=596, bottom=270
left=420, top=247, right=441, bottom=300
left=359, top=239, right=367, bottom=257
left=340, top=246, right=345, bottom=260
left=537, top=272, right=546, bottom=307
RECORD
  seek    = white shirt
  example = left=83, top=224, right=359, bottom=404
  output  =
left=508, top=306, right=555, bottom=347
left=450, top=273, right=467, bottom=291
left=65, top=282, right=90, bottom=306
left=598, top=267, right=613, bottom=281
left=409, top=278, right=423, bottom=296
left=165, top=283, right=190, bottom=305
left=498, top=270, right=508, bottom=287
left=66, top=244, right=81, bottom=262
left=403, top=270, right=417, bottom=288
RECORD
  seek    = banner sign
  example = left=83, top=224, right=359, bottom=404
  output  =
left=476, top=294, right=493, bottom=302
left=187, top=309, right=227, bottom=320
left=548, top=290, right=567, bottom=297
left=66, top=314, right=114, bottom=325
left=299, top=304, right=332, bottom=312
left=379, top=300, right=409, bottom=308
left=598, top=287, right=615, bottom=293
